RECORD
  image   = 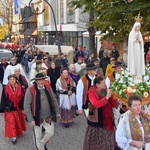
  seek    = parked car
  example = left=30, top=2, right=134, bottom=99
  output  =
left=0, top=49, right=13, bottom=62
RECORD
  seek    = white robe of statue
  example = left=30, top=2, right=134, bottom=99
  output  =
left=127, top=22, right=145, bottom=79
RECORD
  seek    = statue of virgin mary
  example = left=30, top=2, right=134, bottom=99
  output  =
left=127, top=14, right=145, bottom=79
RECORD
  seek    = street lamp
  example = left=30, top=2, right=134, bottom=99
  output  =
left=29, top=0, right=62, bottom=54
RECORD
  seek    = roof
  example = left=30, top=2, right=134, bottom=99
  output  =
left=23, top=29, right=37, bottom=36
left=25, top=15, right=37, bottom=23
left=18, top=18, right=28, bottom=24
left=35, top=45, right=74, bottom=55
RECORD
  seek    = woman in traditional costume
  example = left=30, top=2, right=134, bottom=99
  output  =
left=0, top=74, right=26, bottom=144
left=56, top=68, right=76, bottom=127
left=116, top=94, right=150, bottom=150
left=83, top=76, right=117, bottom=150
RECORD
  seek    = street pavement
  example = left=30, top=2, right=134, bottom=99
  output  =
left=0, top=84, right=87, bottom=150
left=0, top=114, right=87, bottom=150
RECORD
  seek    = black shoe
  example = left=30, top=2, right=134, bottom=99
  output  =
left=44, top=144, right=48, bottom=150
left=65, top=125, right=69, bottom=128
left=11, top=139, right=17, bottom=145
left=76, top=113, right=79, bottom=116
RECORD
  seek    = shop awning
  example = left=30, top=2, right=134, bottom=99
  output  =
left=23, top=29, right=37, bottom=36
left=82, top=31, right=103, bottom=38
left=25, top=15, right=37, bottom=23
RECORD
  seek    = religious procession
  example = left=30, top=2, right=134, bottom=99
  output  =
left=0, top=0, right=150, bottom=150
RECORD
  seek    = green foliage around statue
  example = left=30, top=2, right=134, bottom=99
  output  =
left=70, top=0, right=150, bottom=42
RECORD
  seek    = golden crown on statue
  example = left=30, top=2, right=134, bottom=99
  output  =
left=134, top=13, right=143, bottom=22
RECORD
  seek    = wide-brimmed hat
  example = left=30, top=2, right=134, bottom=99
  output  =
left=31, top=72, right=47, bottom=81
left=86, top=63, right=97, bottom=70
left=112, top=61, right=122, bottom=68
left=91, top=57, right=99, bottom=62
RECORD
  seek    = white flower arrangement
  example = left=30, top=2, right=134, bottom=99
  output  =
left=111, top=68, right=150, bottom=99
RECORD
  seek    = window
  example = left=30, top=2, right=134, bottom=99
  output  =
left=67, top=0, right=75, bottom=24
left=60, top=0, right=64, bottom=24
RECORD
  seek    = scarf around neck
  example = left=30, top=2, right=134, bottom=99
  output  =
left=59, top=76, right=74, bottom=90
left=5, top=83, right=23, bottom=110
left=34, top=83, right=54, bottom=125
left=129, top=111, right=150, bottom=143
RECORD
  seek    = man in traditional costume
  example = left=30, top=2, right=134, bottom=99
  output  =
left=76, top=63, right=97, bottom=117
left=106, top=61, right=125, bottom=128
left=24, top=72, right=60, bottom=150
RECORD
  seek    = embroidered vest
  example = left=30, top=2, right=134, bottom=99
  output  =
left=29, top=84, right=52, bottom=116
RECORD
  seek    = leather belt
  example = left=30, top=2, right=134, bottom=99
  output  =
left=40, top=117, right=52, bottom=125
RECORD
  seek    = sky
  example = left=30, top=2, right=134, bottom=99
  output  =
left=20, top=0, right=40, bottom=7
left=19, top=0, right=31, bottom=8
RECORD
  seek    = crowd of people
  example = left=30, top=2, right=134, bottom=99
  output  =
left=0, top=40, right=150, bottom=150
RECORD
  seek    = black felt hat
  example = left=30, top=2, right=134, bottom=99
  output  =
left=31, top=72, right=47, bottom=81
left=112, top=61, right=122, bottom=68
left=86, top=63, right=97, bottom=70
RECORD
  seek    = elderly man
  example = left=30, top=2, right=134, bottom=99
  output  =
left=106, top=61, right=126, bottom=128
left=24, top=72, right=60, bottom=150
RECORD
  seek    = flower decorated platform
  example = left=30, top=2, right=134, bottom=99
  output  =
left=111, top=68, right=150, bottom=106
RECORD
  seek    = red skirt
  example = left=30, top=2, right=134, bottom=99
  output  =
left=4, top=110, right=26, bottom=138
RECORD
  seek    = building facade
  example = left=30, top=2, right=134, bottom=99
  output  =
left=35, top=0, right=89, bottom=47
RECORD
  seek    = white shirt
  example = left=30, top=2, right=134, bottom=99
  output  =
left=3, top=64, right=27, bottom=85
left=76, top=75, right=95, bottom=110
left=116, top=110, right=145, bottom=150
left=30, top=62, right=48, bottom=70
left=105, top=76, right=111, bottom=89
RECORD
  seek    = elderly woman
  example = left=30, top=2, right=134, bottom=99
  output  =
left=56, top=68, right=76, bottom=128
left=0, top=74, right=26, bottom=144
left=83, top=76, right=117, bottom=150
left=116, top=94, right=150, bottom=150
left=68, top=64, right=80, bottom=85
left=14, top=68, right=28, bottom=94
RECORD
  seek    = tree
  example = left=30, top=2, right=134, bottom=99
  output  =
left=0, top=0, right=13, bottom=42
left=70, top=0, right=97, bottom=55
left=70, top=0, right=150, bottom=43
left=88, top=0, right=150, bottom=42
left=0, top=24, right=8, bottom=40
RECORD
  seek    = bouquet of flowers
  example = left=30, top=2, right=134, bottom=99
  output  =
left=111, top=69, right=150, bottom=105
